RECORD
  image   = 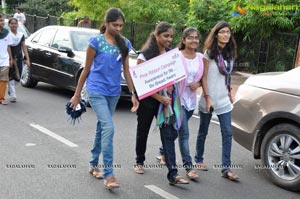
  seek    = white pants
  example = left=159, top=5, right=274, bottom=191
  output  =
left=8, top=80, right=17, bottom=98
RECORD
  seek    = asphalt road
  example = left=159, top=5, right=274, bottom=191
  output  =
left=0, top=82, right=299, bottom=199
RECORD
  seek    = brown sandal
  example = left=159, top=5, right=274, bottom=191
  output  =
left=169, top=175, right=189, bottom=185
left=195, top=162, right=208, bottom=171
left=89, top=168, right=103, bottom=179
left=104, top=176, right=120, bottom=190
left=222, top=171, right=239, bottom=181
left=187, top=170, right=199, bottom=180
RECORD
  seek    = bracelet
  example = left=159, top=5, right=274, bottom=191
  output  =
left=130, top=90, right=136, bottom=96
left=204, top=94, right=209, bottom=100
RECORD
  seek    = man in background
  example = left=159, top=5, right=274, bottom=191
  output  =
left=13, top=7, right=26, bottom=25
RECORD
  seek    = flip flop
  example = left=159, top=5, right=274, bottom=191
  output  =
left=169, top=175, right=189, bottom=185
left=89, top=168, right=103, bottom=179
left=0, top=100, right=8, bottom=105
left=187, top=170, right=199, bottom=180
left=222, top=171, right=239, bottom=181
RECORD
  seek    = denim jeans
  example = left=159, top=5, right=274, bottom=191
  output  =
left=159, top=124, right=179, bottom=182
left=88, top=92, right=120, bottom=179
left=195, top=111, right=232, bottom=173
left=159, top=107, right=194, bottom=172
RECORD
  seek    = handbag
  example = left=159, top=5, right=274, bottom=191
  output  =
left=9, top=58, right=20, bottom=81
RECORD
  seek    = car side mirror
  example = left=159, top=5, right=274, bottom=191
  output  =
left=58, top=46, right=75, bottom=58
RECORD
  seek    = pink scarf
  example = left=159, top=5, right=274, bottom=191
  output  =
left=178, top=51, right=204, bottom=97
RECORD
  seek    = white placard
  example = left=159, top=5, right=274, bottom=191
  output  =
left=130, top=48, right=186, bottom=100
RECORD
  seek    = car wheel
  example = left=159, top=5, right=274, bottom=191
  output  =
left=261, top=123, right=300, bottom=191
left=80, top=82, right=90, bottom=107
left=20, top=63, right=38, bottom=88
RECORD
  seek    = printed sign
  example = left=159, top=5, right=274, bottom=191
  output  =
left=130, top=48, right=186, bottom=100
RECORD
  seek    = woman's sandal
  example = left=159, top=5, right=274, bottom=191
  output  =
left=222, top=171, right=239, bottom=181
left=156, top=155, right=166, bottom=165
left=187, top=170, right=199, bottom=180
left=195, top=162, right=208, bottom=171
left=134, top=165, right=144, bottom=174
left=169, top=175, right=189, bottom=185
left=89, top=168, right=103, bottom=179
left=104, top=176, right=120, bottom=190
left=0, top=100, right=8, bottom=105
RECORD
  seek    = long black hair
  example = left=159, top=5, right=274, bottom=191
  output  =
left=141, top=21, right=173, bottom=60
left=204, top=21, right=237, bottom=62
left=100, top=8, right=128, bottom=63
left=178, top=27, right=200, bottom=51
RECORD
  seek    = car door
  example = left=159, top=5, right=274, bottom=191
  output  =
left=49, top=29, right=82, bottom=89
left=28, top=28, right=57, bottom=82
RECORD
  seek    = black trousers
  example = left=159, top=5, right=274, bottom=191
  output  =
left=135, top=99, right=159, bottom=165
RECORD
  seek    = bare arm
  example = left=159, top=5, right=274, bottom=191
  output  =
left=21, top=41, right=30, bottom=66
left=201, top=58, right=212, bottom=112
left=70, top=46, right=96, bottom=108
left=123, top=55, right=139, bottom=112
left=7, top=46, right=13, bottom=67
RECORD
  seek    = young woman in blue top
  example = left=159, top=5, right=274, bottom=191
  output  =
left=70, top=8, right=139, bottom=189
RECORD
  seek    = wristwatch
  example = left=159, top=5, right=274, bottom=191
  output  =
left=130, top=90, right=136, bottom=96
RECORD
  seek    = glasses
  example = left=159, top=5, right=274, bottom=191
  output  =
left=218, top=31, right=231, bottom=35
left=186, top=36, right=200, bottom=41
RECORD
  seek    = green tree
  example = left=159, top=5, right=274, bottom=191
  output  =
left=229, top=0, right=300, bottom=40
left=19, top=0, right=72, bottom=16
left=186, top=0, right=233, bottom=33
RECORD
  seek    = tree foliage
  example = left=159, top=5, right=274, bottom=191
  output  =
left=229, top=0, right=300, bottom=40
left=19, top=0, right=72, bottom=16
left=186, top=0, right=233, bottom=33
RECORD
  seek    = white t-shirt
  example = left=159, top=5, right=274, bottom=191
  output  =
left=0, top=31, right=13, bottom=67
left=181, top=55, right=199, bottom=111
left=13, top=13, right=26, bottom=24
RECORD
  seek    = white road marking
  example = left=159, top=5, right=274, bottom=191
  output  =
left=30, top=123, right=78, bottom=147
left=25, top=143, right=36, bottom=147
left=145, top=185, right=180, bottom=199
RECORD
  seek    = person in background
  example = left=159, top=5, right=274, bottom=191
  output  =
left=70, top=8, right=139, bottom=189
left=77, top=16, right=91, bottom=28
left=13, top=8, right=26, bottom=25
left=195, top=21, right=239, bottom=180
left=7, top=17, right=30, bottom=103
left=0, top=14, right=13, bottom=105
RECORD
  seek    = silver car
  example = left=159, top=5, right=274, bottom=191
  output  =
left=232, top=66, right=300, bottom=191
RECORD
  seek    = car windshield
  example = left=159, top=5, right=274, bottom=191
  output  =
left=70, top=31, right=99, bottom=51
left=4, top=21, right=30, bottom=38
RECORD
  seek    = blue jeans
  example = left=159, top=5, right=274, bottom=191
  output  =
left=195, top=111, right=232, bottom=174
left=159, top=107, right=194, bottom=172
left=159, top=124, right=178, bottom=182
left=88, top=92, right=120, bottom=179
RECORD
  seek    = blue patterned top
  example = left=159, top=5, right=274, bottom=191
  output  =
left=86, top=34, right=132, bottom=96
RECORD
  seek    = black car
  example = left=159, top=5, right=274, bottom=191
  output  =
left=21, top=26, right=137, bottom=103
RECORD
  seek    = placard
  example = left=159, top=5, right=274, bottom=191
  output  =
left=130, top=48, right=186, bottom=100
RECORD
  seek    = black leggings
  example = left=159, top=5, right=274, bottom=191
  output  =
left=135, top=99, right=159, bottom=165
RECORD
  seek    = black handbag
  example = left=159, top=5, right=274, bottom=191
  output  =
left=9, top=58, right=20, bottom=81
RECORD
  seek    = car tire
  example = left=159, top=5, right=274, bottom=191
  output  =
left=261, top=123, right=300, bottom=191
left=80, top=81, right=90, bottom=107
left=20, top=63, right=38, bottom=88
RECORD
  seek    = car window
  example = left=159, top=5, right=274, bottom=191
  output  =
left=37, top=29, right=57, bottom=46
left=51, top=29, right=72, bottom=49
left=70, top=31, right=99, bottom=51
left=32, top=32, right=42, bottom=43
